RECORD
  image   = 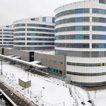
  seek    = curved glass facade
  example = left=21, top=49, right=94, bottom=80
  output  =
left=55, top=8, right=90, bottom=19
left=56, top=43, right=89, bottom=48
left=56, top=26, right=89, bottom=32
left=55, top=0, right=106, bottom=87
left=56, top=34, right=89, bottom=40
left=56, top=17, right=90, bottom=26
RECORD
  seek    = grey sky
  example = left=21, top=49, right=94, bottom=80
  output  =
left=0, top=0, right=81, bottom=26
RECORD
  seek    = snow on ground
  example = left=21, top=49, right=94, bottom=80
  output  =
left=89, top=90, right=106, bottom=106
left=1, top=62, right=72, bottom=106
left=0, top=61, right=106, bottom=106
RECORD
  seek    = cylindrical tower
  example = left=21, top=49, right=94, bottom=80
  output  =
left=13, top=16, right=55, bottom=50
left=55, top=0, right=106, bottom=87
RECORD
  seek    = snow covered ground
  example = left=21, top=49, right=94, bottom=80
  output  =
left=0, top=61, right=106, bottom=106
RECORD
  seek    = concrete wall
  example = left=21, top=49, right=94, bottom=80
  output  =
left=34, top=52, right=66, bottom=75
left=4, top=48, right=30, bottom=61
left=0, top=48, right=2, bottom=54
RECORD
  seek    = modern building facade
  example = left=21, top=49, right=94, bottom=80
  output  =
left=13, top=17, right=55, bottom=50
left=0, top=48, right=66, bottom=76
left=55, top=0, right=106, bottom=86
left=0, top=25, right=13, bottom=48
left=34, top=52, right=66, bottom=75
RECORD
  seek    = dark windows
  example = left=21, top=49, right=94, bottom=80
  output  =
left=31, top=18, right=35, bottom=21
left=27, top=28, right=54, bottom=32
left=75, top=9, right=83, bottom=14
left=92, top=8, right=106, bottom=14
left=56, top=43, right=89, bottom=48
left=56, top=26, right=89, bottom=32
left=92, top=43, right=106, bottom=48
left=56, top=17, right=90, bottom=25
left=52, top=17, right=55, bottom=23
left=27, top=24, right=54, bottom=28
left=42, top=17, right=46, bottom=22
left=67, top=62, right=102, bottom=67
left=92, top=34, right=106, bottom=40
left=92, top=26, right=106, bottom=31
left=99, top=0, right=105, bottom=4
left=56, top=8, right=90, bottom=19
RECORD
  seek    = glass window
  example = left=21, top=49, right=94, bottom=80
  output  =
left=92, top=35, right=99, bottom=39
left=83, top=35, right=89, bottom=39
left=75, top=9, right=83, bottom=14
left=75, top=17, right=82, bottom=22
left=99, top=0, right=105, bottom=3
left=75, top=26, right=82, bottom=31
left=92, top=44, right=99, bottom=48
left=31, top=33, right=35, bottom=36
left=99, top=9, right=105, bottom=14
left=75, top=35, right=82, bottom=39
left=42, top=17, right=46, bottom=22
left=83, top=26, right=89, bottom=31
left=99, top=43, right=105, bottom=48
left=31, top=43, right=35, bottom=45
left=92, top=26, right=99, bottom=31
left=92, top=17, right=99, bottom=22
left=19, top=33, right=22, bottom=36
left=99, top=26, right=105, bottom=31
left=99, top=35, right=105, bottom=39
left=92, top=8, right=99, bottom=13
left=52, top=17, right=55, bottom=23
left=99, top=18, right=105, bottom=22
left=75, top=43, right=82, bottom=48
left=83, top=17, right=89, bottom=22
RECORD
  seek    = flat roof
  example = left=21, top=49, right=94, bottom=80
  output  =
left=19, top=77, right=31, bottom=82
left=22, top=50, right=55, bottom=55
left=34, top=50, right=55, bottom=55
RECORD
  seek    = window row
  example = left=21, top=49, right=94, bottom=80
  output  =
left=49, top=68, right=62, bottom=74
left=3, top=29, right=13, bottom=31
left=27, top=28, right=54, bottom=32
left=56, top=17, right=90, bottom=25
left=3, top=33, right=13, bottom=35
left=67, top=62, right=106, bottom=67
left=56, top=34, right=106, bottom=40
left=56, top=34, right=89, bottom=40
left=3, top=39, right=13, bottom=41
left=14, top=33, right=54, bottom=37
left=92, top=17, right=106, bottom=23
left=14, top=38, right=54, bottom=41
left=92, top=8, right=106, bottom=14
left=14, top=24, right=54, bottom=28
left=92, top=43, right=106, bottom=48
left=30, top=17, right=55, bottom=23
left=35, top=57, right=63, bottom=64
left=92, top=26, right=106, bottom=31
left=99, top=0, right=106, bottom=4
left=14, top=28, right=54, bottom=32
left=3, top=42, right=13, bottom=44
left=56, top=43, right=89, bottom=48
left=56, top=8, right=90, bottom=19
left=56, top=17, right=106, bottom=25
left=56, top=26, right=89, bottom=32
left=56, top=8, right=106, bottom=19
left=14, top=43, right=54, bottom=45
left=3, top=36, right=13, bottom=38
left=92, top=34, right=106, bottom=40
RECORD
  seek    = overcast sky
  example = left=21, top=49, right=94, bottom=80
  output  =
left=0, top=0, right=81, bottom=26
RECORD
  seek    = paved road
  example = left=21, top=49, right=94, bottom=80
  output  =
left=0, top=82, right=30, bottom=106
